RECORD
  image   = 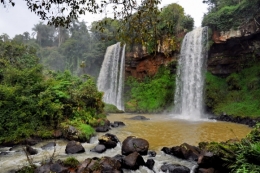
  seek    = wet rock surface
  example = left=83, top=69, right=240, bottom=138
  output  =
left=122, top=136, right=149, bottom=155
left=65, top=141, right=85, bottom=154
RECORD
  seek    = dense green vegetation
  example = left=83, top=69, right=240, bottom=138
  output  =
left=202, top=0, right=260, bottom=30
left=125, top=66, right=175, bottom=113
left=205, top=62, right=260, bottom=117
left=0, top=40, right=105, bottom=144
left=199, top=124, right=260, bottom=172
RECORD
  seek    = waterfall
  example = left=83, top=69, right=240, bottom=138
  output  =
left=97, top=42, right=125, bottom=111
left=174, top=27, right=208, bottom=120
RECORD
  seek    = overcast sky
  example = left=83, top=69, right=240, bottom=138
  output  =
left=0, top=0, right=208, bottom=38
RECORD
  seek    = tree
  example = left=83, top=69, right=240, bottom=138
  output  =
left=32, top=22, right=56, bottom=47
left=1, top=0, right=161, bottom=28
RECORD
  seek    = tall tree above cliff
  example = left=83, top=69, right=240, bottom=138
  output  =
left=0, top=0, right=161, bottom=28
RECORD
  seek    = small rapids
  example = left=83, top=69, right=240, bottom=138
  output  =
left=0, top=113, right=252, bottom=173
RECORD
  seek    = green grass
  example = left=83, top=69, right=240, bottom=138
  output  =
left=205, top=63, right=260, bottom=118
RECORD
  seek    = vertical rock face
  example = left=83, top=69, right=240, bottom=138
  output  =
left=125, top=52, right=177, bottom=80
left=208, top=32, right=260, bottom=76
left=208, top=14, right=260, bottom=76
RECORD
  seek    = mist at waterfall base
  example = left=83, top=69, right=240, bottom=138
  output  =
left=97, top=42, right=126, bottom=111
left=172, top=27, right=208, bottom=121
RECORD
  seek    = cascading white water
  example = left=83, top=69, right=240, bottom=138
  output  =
left=97, top=42, right=125, bottom=111
left=174, top=27, right=208, bottom=120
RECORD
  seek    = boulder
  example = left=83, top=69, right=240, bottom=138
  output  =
left=98, top=133, right=120, bottom=149
left=111, top=121, right=125, bottom=128
left=65, top=141, right=85, bottom=154
left=35, top=162, right=68, bottom=173
left=50, top=163, right=68, bottom=173
left=77, top=157, right=121, bottom=173
left=95, top=125, right=110, bottom=132
left=25, top=145, right=38, bottom=155
left=198, top=151, right=217, bottom=168
left=145, top=159, right=155, bottom=170
left=148, top=150, right=157, bottom=157
left=130, top=115, right=150, bottom=120
left=23, top=138, right=41, bottom=146
left=160, top=164, right=190, bottom=173
left=90, top=144, right=106, bottom=153
left=41, top=142, right=56, bottom=150
left=122, top=151, right=145, bottom=170
left=162, top=143, right=201, bottom=161
left=122, top=136, right=149, bottom=155
left=77, top=158, right=92, bottom=173
left=63, top=125, right=87, bottom=142
left=198, top=168, right=217, bottom=173
left=113, top=154, right=125, bottom=163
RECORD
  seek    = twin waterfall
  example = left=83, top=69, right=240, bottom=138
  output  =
left=174, top=27, right=208, bottom=120
left=98, top=27, right=208, bottom=118
left=97, top=42, right=125, bottom=111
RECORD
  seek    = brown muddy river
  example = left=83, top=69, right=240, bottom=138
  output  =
left=0, top=113, right=252, bottom=173
left=107, top=113, right=252, bottom=151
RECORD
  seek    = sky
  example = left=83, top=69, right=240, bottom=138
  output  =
left=0, top=0, right=208, bottom=38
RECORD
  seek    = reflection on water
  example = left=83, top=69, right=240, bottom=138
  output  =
left=107, top=113, right=252, bottom=151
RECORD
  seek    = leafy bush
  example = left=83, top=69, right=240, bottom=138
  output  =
left=0, top=41, right=104, bottom=143
left=104, top=103, right=124, bottom=113
left=125, top=66, right=175, bottom=113
left=202, top=0, right=260, bottom=30
left=205, top=63, right=260, bottom=117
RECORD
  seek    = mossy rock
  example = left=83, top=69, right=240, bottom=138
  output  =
left=104, top=103, right=124, bottom=113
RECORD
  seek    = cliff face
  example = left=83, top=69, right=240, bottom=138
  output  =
left=125, top=52, right=177, bottom=79
left=208, top=15, right=260, bottom=76
left=125, top=39, right=180, bottom=79
left=125, top=15, right=260, bottom=79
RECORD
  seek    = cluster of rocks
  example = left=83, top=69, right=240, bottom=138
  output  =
left=214, top=114, right=260, bottom=127
left=95, top=120, right=125, bottom=132
left=162, top=143, right=229, bottom=173
left=33, top=133, right=193, bottom=173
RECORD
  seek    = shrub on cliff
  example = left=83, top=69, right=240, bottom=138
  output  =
left=205, top=63, right=260, bottom=117
left=125, top=66, right=175, bottom=113
left=202, top=0, right=260, bottom=30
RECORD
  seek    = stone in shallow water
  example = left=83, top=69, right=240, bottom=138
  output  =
left=130, top=115, right=150, bottom=120
left=161, top=164, right=190, bottom=173
left=65, top=141, right=85, bottom=154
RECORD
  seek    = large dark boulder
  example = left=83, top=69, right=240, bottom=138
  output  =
left=160, top=164, right=190, bottom=173
left=25, top=145, right=38, bottom=155
left=145, top=159, right=155, bottom=170
left=95, top=125, right=110, bottom=132
left=35, top=162, right=69, bottom=173
left=90, top=144, right=106, bottom=153
left=198, top=151, right=218, bottom=168
left=98, top=133, right=120, bottom=149
left=77, top=157, right=121, bottom=173
left=122, top=151, right=145, bottom=170
left=65, top=141, right=85, bottom=154
left=111, top=121, right=125, bottom=128
left=162, top=143, right=201, bottom=161
left=122, top=136, right=149, bottom=155
left=95, top=119, right=111, bottom=132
